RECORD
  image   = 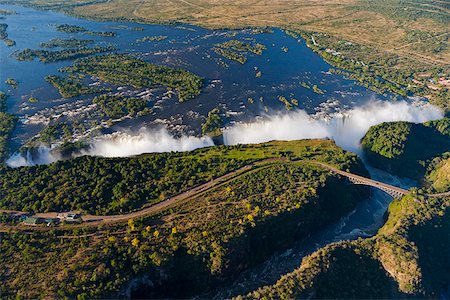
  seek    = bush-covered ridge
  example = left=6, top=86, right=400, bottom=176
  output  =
left=242, top=194, right=450, bottom=299
left=361, top=118, right=450, bottom=179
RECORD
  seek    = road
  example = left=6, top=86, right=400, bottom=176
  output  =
left=1, top=158, right=449, bottom=229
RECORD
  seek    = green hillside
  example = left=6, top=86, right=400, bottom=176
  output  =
left=361, top=118, right=450, bottom=180
left=0, top=140, right=367, bottom=215
left=243, top=194, right=450, bottom=299
left=0, top=140, right=370, bottom=299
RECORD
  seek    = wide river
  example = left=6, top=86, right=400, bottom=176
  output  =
left=0, top=4, right=396, bottom=152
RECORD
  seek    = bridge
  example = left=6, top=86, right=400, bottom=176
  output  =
left=306, top=161, right=450, bottom=199
left=1, top=158, right=449, bottom=231
left=305, top=161, right=410, bottom=199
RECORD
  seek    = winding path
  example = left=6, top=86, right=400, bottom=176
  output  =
left=1, top=158, right=448, bottom=229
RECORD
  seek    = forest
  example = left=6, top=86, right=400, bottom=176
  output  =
left=40, top=38, right=94, bottom=48
left=92, top=94, right=150, bottom=118
left=45, top=75, right=107, bottom=98
left=201, top=107, right=223, bottom=136
left=0, top=140, right=364, bottom=215
left=0, top=141, right=369, bottom=299
left=15, top=45, right=116, bottom=63
left=362, top=118, right=450, bottom=181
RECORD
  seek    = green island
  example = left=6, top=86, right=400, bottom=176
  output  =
left=361, top=118, right=450, bottom=180
left=0, top=92, right=17, bottom=162
left=14, top=45, right=116, bottom=63
left=278, top=95, right=298, bottom=110
left=213, top=39, right=266, bottom=64
left=201, top=107, right=223, bottom=137
left=93, top=94, right=150, bottom=119
left=0, top=8, right=15, bottom=15
left=0, top=140, right=370, bottom=299
left=62, top=54, right=203, bottom=102
left=56, top=24, right=87, bottom=33
left=45, top=74, right=108, bottom=98
left=85, top=30, right=116, bottom=37
left=0, top=23, right=15, bottom=46
left=40, top=38, right=94, bottom=48
left=137, top=35, right=167, bottom=42
left=4, top=78, right=18, bottom=89
left=36, top=122, right=73, bottom=145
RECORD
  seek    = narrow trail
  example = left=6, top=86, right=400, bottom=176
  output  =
left=1, top=158, right=448, bottom=231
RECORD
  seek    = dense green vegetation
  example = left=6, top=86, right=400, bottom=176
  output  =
left=63, top=54, right=203, bottom=101
left=213, top=39, right=266, bottom=64
left=137, top=35, right=167, bottom=42
left=0, top=23, right=15, bottom=47
left=243, top=194, right=450, bottom=299
left=201, top=107, right=223, bottom=136
left=277, top=95, right=295, bottom=110
left=4, top=78, right=18, bottom=89
left=426, top=154, right=450, bottom=193
left=0, top=140, right=365, bottom=215
left=56, top=24, right=87, bottom=33
left=40, top=38, right=94, bottom=48
left=55, top=25, right=116, bottom=36
left=361, top=118, right=450, bottom=179
left=36, top=122, right=73, bottom=145
left=0, top=140, right=369, bottom=299
left=93, top=94, right=150, bottom=118
left=0, top=92, right=16, bottom=162
left=45, top=75, right=107, bottom=98
left=85, top=30, right=116, bottom=37
left=0, top=8, right=15, bottom=15
left=15, top=45, right=116, bottom=63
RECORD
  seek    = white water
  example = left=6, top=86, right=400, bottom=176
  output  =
left=6, top=99, right=444, bottom=167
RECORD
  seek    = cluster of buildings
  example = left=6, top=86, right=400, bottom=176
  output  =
left=21, top=213, right=81, bottom=226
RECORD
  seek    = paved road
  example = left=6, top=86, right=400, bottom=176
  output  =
left=1, top=158, right=449, bottom=229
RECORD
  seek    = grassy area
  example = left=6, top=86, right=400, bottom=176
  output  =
left=0, top=140, right=368, bottom=299
left=0, top=139, right=365, bottom=215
